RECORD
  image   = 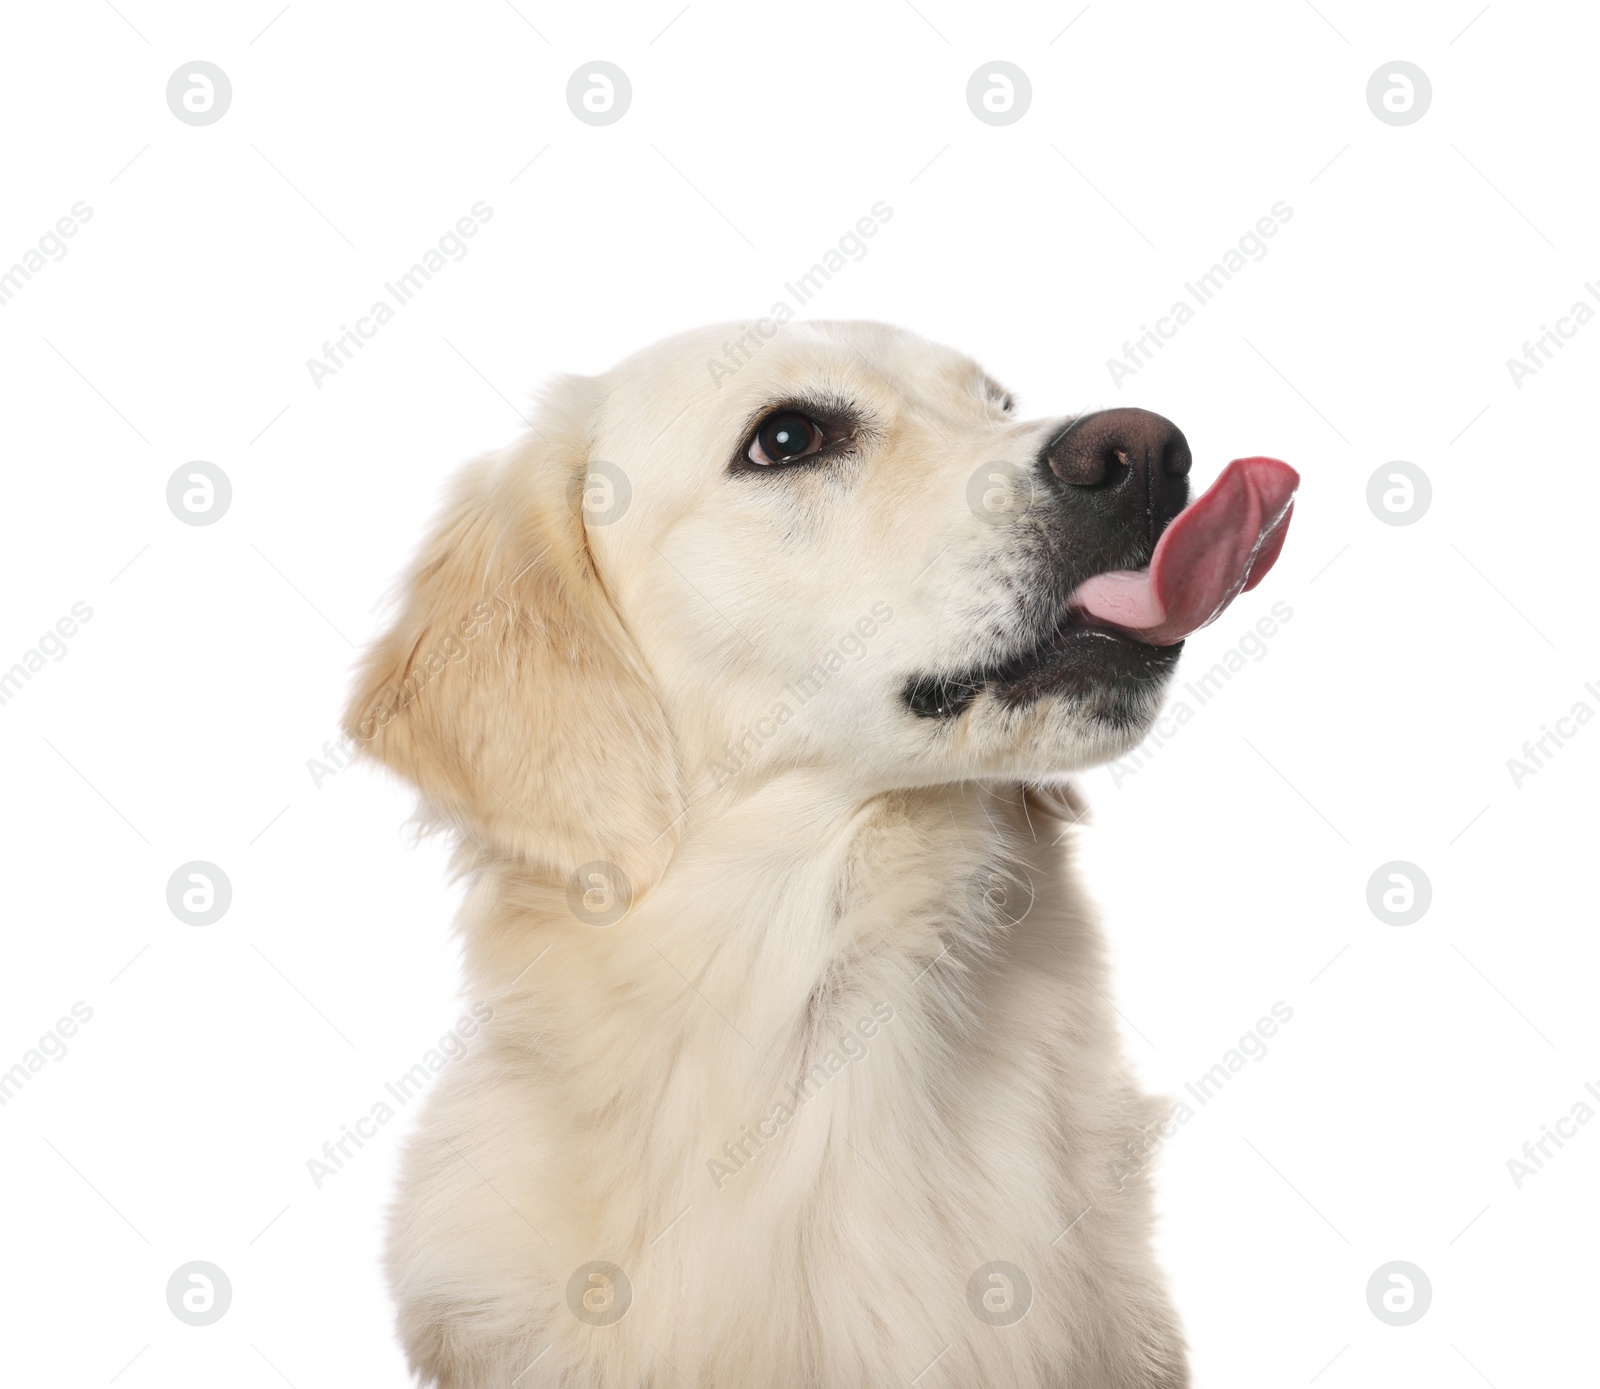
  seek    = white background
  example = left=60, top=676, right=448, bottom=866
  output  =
left=2, top=1, right=1596, bottom=1385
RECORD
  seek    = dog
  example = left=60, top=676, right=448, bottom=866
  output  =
left=343, top=320, right=1297, bottom=1387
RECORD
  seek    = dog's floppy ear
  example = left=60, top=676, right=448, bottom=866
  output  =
left=343, top=384, right=683, bottom=893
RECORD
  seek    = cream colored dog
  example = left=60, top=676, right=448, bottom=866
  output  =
left=345, top=321, right=1297, bottom=1388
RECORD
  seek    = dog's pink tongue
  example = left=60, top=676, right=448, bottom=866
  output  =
left=1067, top=457, right=1298, bottom=646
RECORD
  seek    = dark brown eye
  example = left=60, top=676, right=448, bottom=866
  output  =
left=747, top=411, right=823, bottom=467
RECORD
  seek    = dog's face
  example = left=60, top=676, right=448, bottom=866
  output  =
left=584, top=321, right=1185, bottom=796
left=347, top=321, right=1282, bottom=887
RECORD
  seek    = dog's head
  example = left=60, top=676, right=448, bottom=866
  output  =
left=346, top=321, right=1294, bottom=892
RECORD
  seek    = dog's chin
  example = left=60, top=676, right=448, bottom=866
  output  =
left=992, top=622, right=1181, bottom=717
left=904, top=617, right=1181, bottom=728
left=901, top=619, right=1180, bottom=778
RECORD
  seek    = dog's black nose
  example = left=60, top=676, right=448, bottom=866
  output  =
left=1043, top=407, right=1191, bottom=544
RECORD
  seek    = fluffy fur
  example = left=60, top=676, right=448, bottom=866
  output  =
left=346, top=322, right=1190, bottom=1387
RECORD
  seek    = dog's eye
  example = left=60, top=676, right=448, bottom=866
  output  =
left=747, top=411, right=824, bottom=467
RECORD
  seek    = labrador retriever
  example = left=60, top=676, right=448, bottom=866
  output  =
left=344, top=320, right=1297, bottom=1388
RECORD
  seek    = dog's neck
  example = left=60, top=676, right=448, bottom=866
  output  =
left=462, top=775, right=1068, bottom=1101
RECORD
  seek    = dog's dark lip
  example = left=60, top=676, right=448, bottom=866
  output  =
left=991, top=616, right=1181, bottom=707
left=903, top=608, right=1180, bottom=720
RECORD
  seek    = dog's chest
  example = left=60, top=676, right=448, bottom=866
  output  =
left=596, top=898, right=1140, bottom=1384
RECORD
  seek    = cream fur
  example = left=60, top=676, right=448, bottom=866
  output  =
left=346, top=322, right=1190, bottom=1387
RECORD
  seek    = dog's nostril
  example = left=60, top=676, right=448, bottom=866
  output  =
left=1043, top=406, right=1192, bottom=542
left=1161, top=437, right=1192, bottom=479
left=1046, top=408, right=1189, bottom=490
left=1052, top=443, right=1112, bottom=487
